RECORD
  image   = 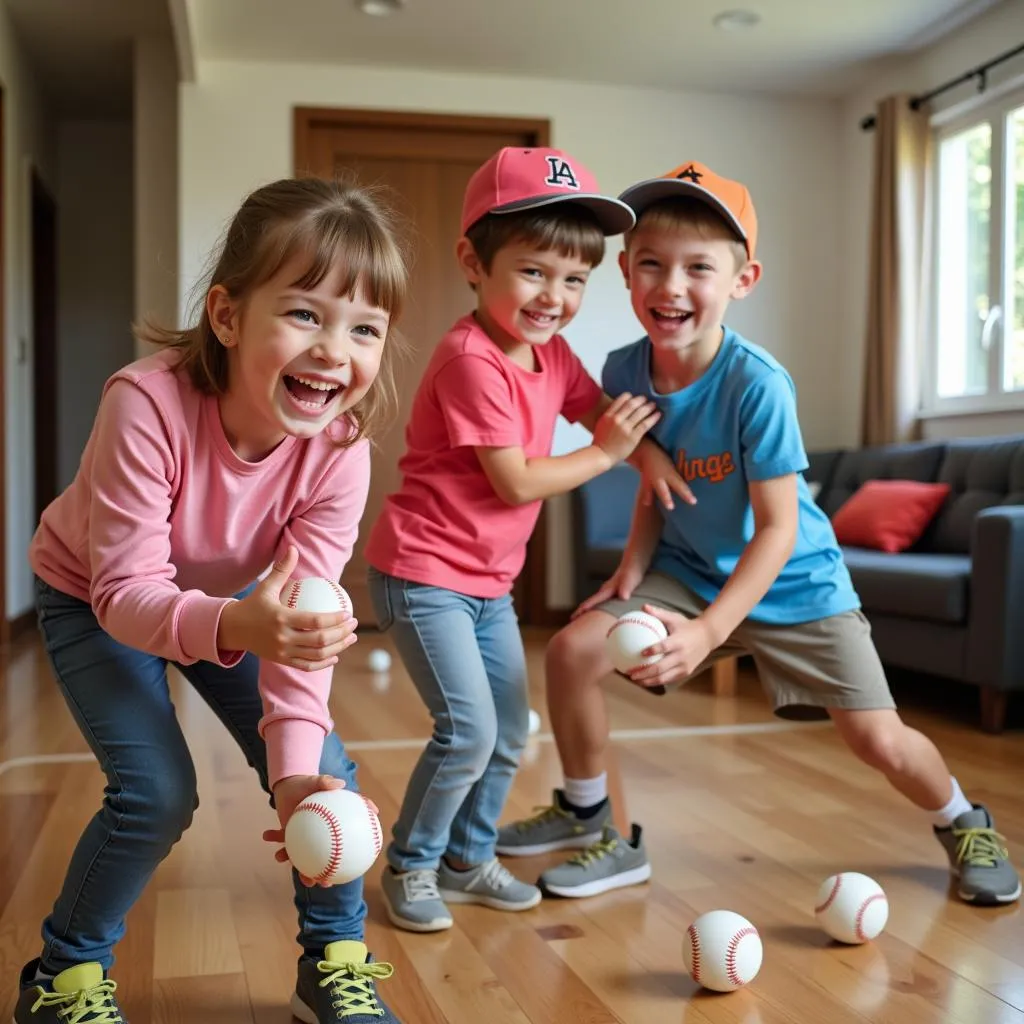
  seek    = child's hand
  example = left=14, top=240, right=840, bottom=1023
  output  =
left=626, top=605, right=715, bottom=689
left=218, top=546, right=358, bottom=670
left=573, top=560, right=646, bottom=619
left=263, top=774, right=381, bottom=886
left=592, top=393, right=661, bottom=464
left=634, top=443, right=697, bottom=510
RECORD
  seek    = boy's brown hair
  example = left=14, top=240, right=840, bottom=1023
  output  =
left=625, top=196, right=749, bottom=271
left=465, top=204, right=606, bottom=272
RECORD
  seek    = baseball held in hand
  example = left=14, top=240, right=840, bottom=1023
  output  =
left=683, top=909, right=762, bottom=992
left=605, top=611, right=667, bottom=675
left=282, top=577, right=353, bottom=617
left=284, top=789, right=383, bottom=886
left=814, top=871, right=888, bottom=944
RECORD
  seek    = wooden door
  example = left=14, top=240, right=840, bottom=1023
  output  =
left=294, top=109, right=550, bottom=627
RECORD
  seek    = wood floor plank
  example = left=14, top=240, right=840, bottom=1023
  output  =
left=2, top=632, right=1024, bottom=1022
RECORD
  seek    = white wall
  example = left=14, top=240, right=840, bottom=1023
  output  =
left=181, top=60, right=844, bottom=609
left=0, top=7, right=56, bottom=618
left=56, top=121, right=135, bottom=488
left=839, top=0, right=1024, bottom=445
left=134, top=35, right=179, bottom=357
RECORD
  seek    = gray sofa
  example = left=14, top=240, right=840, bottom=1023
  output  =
left=572, top=434, right=1024, bottom=731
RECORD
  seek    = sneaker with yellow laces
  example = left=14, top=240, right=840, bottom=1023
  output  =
left=14, top=959, right=125, bottom=1023
left=538, top=823, right=651, bottom=898
left=291, top=941, right=400, bottom=1023
left=934, top=804, right=1021, bottom=905
left=495, top=789, right=610, bottom=856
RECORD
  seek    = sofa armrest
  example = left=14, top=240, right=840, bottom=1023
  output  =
left=966, top=506, right=1024, bottom=690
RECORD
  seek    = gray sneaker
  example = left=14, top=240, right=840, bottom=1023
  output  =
left=539, top=824, right=652, bottom=898
left=14, top=959, right=126, bottom=1023
left=934, top=804, right=1021, bottom=905
left=437, top=857, right=542, bottom=911
left=380, top=867, right=453, bottom=932
left=495, top=789, right=610, bottom=856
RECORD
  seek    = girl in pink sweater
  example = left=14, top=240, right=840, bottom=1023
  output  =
left=16, top=178, right=406, bottom=1024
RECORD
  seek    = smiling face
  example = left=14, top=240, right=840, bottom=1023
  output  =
left=461, top=239, right=594, bottom=354
left=619, top=215, right=759, bottom=368
left=208, top=254, right=391, bottom=460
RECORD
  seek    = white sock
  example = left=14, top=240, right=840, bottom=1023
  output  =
left=932, top=776, right=973, bottom=827
left=34, top=966, right=55, bottom=982
left=563, top=773, right=608, bottom=811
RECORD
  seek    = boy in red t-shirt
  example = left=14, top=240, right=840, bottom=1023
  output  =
left=366, top=147, right=693, bottom=931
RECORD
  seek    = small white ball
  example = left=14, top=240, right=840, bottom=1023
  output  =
left=367, top=648, right=392, bottom=673
left=683, top=909, right=762, bottom=992
left=605, top=610, right=667, bottom=676
left=814, top=872, right=888, bottom=944
left=528, top=708, right=541, bottom=735
left=284, top=789, right=383, bottom=886
left=282, top=577, right=352, bottom=617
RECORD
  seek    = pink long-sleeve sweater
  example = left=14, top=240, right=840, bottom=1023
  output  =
left=29, top=348, right=370, bottom=787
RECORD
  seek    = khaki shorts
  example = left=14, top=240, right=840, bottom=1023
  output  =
left=597, top=571, right=895, bottom=719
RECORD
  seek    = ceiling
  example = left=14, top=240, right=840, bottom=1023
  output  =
left=184, top=0, right=1008, bottom=97
left=4, top=0, right=172, bottom=116
left=0, top=0, right=1010, bottom=119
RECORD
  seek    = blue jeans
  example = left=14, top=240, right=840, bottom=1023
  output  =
left=33, top=576, right=366, bottom=973
left=368, top=570, right=529, bottom=871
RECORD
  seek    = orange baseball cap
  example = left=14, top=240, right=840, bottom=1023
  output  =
left=461, top=147, right=635, bottom=236
left=618, top=161, right=758, bottom=259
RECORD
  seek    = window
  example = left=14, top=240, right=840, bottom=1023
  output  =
left=927, top=89, right=1024, bottom=413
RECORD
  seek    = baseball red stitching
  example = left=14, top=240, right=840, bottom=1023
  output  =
left=725, top=927, right=757, bottom=987
left=364, top=797, right=383, bottom=858
left=686, top=924, right=702, bottom=983
left=328, top=580, right=351, bottom=616
left=285, top=582, right=299, bottom=610
left=299, top=802, right=343, bottom=884
left=855, top=894, right=886, bottom=942
left=814, top=875, right=842, bottom=914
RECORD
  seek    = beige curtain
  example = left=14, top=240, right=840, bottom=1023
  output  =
left=861, top=95, right=933, bottom=446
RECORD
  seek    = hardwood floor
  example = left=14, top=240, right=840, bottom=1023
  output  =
left=2, top=627, right=1024, bottom=1023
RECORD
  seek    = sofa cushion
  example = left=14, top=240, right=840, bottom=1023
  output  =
left=831, top=480, right=951, bottom=553
left=842, top=548, right=970, bottom=624
left=927, top=435, right=1024, bottom=554
left=818, top=442, right=947, bottom=520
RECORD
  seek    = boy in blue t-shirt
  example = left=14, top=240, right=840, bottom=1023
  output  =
left=496, top=160, right=1019, bottom=907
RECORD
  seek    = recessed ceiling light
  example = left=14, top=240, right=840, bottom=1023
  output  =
left=356, top=0, right=405, bottom=14
left=713, top=9, right=760, bottom=31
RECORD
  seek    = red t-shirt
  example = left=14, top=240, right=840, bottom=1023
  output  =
left=366, top=314, right=601, bottom=597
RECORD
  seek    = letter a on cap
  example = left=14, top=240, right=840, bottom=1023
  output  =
left=544, top=156, right=580, bottom=190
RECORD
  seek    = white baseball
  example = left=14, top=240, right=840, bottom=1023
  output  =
left=605, top=611, right=667, bottom=675
left=367, top=648, right=391, bottom=673
left=282, top=577, right=353, bottom=617
left=284, top=789, right=383, bottom=886
left=683, top=910, right=762, bottom=992
left=814, top=872, right=888, bottom=944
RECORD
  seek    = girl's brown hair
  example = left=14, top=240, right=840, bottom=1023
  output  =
left=137, top=177, right=411, bottom=448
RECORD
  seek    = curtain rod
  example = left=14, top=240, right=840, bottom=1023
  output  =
left=860, top=40, right=1024, bottom=131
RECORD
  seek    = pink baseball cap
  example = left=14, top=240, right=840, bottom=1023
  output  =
left=461, top=147, right=635, bottom=236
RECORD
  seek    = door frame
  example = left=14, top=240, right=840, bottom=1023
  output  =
left=293, top=106, right=561, bottom=627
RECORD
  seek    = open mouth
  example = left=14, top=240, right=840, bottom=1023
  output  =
left=283, top=373, right=343, bottom=411
left=521, top=309, right=559, bottom=329
left=651, top=308, right=694, bottom=326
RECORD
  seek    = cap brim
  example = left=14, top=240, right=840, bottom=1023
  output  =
left=617, top=178, right=747, bottom=244
left=490, top=193, right=636, bottom=236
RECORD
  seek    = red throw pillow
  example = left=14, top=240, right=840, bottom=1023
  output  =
left=831, top=480, right=951, bottom=553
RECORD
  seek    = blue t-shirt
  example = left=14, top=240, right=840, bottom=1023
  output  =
left=602, top=328, right=859, bottom=625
